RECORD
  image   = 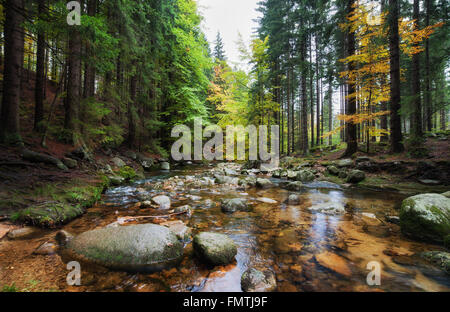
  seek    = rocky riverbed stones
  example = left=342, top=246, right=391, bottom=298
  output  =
left=221, top=198, right=250, bottom=213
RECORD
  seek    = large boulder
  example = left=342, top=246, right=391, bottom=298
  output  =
left=12, top=203, right=84, bottom=227
left=346, top=170, right=366, bottom=184
left=295, top=170, right=315, bottom=183
left=400, top=193, right=450, bottom=244
left=193, top=232, right=237, bottom=266
left=221, top=198, right=249, bottom=213
left=241, top=268, right=277, bottom=292
left=64, top=224, right=183, bottom=272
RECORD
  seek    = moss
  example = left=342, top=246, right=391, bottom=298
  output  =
left=116, top=166, right=137, bottom=180
left=13, top=202, right=85, bottom=227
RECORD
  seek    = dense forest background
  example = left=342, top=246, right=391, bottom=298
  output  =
left=0, top=0, right=448, bottom=159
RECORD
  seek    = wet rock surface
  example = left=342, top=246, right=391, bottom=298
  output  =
left=193, top=232, right=237, bottom=266
left=65, top=224, right=184, bottom=272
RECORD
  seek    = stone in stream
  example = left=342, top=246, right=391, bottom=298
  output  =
left=215, top=175, right=239, bottom=185
left=152, top=195, right=171, bottom=209
left=400, top=193, right=450, bottom=244
left=442, top=191, right=450, bottom=199
left=223, top=168, right=238, bottom=176
left=7, top=227, right=38, bottom=239
left=64, top=224, right=183, bottom=272
left=238, top=177, right=257, bottom=188
left=221, top=198, right=250, bottom=213
left=327, top=165, right=340, bottom=176
left=346, top=170, right=366, bottom=183
left=280, top=181, right=303, bottom=191
left=295, top=170, right=316, bottom=183
left=256, top=178, right=273, bottom=189
left=174, top=205, right=192, bottom=216
left=420, top=251, right=450, bottom=275
left=34, top=242, right=57, bottom=255
left=108, top=175, right=125, bottom=186
left=55, top=230, right=74, bottom=246
left=287, top=194, right=301, bottom=205
left=241, top=268, right=277, bottom=292
left=256, top=198, right=278, bottom=204
left=193, top=232, right=237, bottom=266
left=315, top=251, right=352, bottom=277
left=336, top=159, right=353, bottom=168
left=160, top=162, right=170, bottom=170
left=385, top=215, right=400, bottom=225
left=287, top=170, right=298, bottom=180
left=160, top=220, right=192, bottom=242
left=111, top=157, right=126, bottom=168
left=308, top=202, right=346, bottom=215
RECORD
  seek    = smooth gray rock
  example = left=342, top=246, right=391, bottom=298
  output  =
left=65, top=224, right=183, bottom=272
left=309, top=202, right=346, bottom=215
left=442, top=191, right=450, bottom=198
left=7, top=227, right=37, bottom=239
left=221, top=198, right=249, bottom=213
left=256, top=178, right=273, bottom=188
left=280, top=181, right=303, bottom=191
left=152, top=195, right=171, bottom=209
left=193, top=232, right=237, bottom=266
left=336, top=159, right=353, bottom=168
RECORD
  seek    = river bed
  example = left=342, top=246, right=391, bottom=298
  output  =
left=1, top=163, right=449, bottom=292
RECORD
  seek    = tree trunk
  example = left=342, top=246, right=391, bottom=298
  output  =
left=388, top=0, right=404, bottom=153
left=65, top=23, right=82, bottom=146
left=328, top=74, right=333, bottom=146
left=411, top=0, right=423, bottom=139
left=300, top=30, right=309, bottom=155
left=343, top=0, right=357, bottom=157
left=83, top=0, right=97, bottom=99
left=34, top=0, right=46, bottom=132
left=425, top=0, right=433, bottom=132
left=0, top=0, right=25, bottom=144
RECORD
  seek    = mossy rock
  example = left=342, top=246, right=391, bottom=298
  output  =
left=400, top=194, right=450, bottom=244
left=65, top=224, right=183, bottom=272
left=420, top=251, right=450, bottom=274
left=193, top=232, right=237, bottom=266
left=11, top=202, right=84, bottom=227
left=116, top=166, right=137, bottom=180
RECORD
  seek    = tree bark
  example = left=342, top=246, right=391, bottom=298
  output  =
left=0, top=0, right=25, bottom=144
left=425, top=0, right=433, bottom=132
left=343, top=0, right=357, bottom=157
left=65, top=21, right=82, bottom=145
left=83, top=0, right=97, bottom=99
left=411, top=0, right=423, bottom=139
left=34, top=0, right=46, bottom=132
left=388, top=0, right=404, bottom=153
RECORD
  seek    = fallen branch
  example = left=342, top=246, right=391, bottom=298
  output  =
left=117, top=211, right=187, bottom=224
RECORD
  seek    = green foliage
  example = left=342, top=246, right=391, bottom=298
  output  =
left=405, top=136, right=429, bottom=158
left=116, top=166, right=137, bottom=180
left=2, top=283, right=18, bottom=292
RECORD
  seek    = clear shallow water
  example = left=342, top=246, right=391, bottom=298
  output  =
left=58, top=165, right=450, bottom=292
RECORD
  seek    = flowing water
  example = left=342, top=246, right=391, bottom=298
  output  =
left=2, top=164, right=449, bottom=292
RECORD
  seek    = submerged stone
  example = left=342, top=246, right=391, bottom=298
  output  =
left=65, top=224, right=183, bottom=272
left=420, top=251, right=450, bottom=275
left=308, top=202, right=346, bottom=215
left=221, top=198, right=249, bottom=213
left=241, top=268, right=277, bottom=292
